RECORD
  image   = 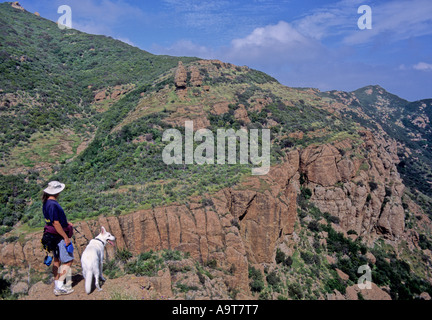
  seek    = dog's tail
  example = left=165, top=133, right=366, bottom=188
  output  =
left=84, top=270, right=93, bottom=294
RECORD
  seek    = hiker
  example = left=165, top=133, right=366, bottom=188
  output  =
left=41, top=181, right=75, bottom=296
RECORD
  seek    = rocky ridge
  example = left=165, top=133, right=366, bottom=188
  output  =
left=2, top=126, right=426, bottom=299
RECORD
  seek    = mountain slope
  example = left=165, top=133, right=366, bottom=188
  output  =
left=1, top=2, right=432, bottom=301
left=318, top=85, right=432, bottom=216
left=0, top=1, right=197, bottom=170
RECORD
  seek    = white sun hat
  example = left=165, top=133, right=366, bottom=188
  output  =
left=44, top=181, right=66, bottom=195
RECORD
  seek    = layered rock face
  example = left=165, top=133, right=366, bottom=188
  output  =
left=189, top=65, right=203, bottom=87
left=174, top=62, right=204, bottom=98
left=0, top=152, right=300, bottom=294
left=174, top=61, right=187, bottom=89
left=302, top=131, right=406, bottom=242
left=0, top=130, right=410, bottom=295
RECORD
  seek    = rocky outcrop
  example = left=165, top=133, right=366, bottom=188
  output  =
left=163, top=104, right=211, bottom=130
left=211, top=102, right=230, bottom=115
left=234, top=104, right=251, bottom=125
left=23, top=271, right=174, bottom=300
left=11, top=2, right=24, bottom=11
left=94, top=84, right=135, bottom=103
left=302, top=131, right=406, bottom=242
left=327, top=282, right=392, bottom=300
left=174, top=61, right=187, bottom=89
left=189, top=65, right=203, bottom=87
left=346, top=283, right=392, bottom=300
left=174, top=62, right=204, bottom=99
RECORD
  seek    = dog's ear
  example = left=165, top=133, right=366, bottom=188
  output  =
left=101, top=226, right=106, bottom=234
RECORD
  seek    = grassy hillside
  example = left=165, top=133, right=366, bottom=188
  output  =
left=0, top=2, right=196, bottom=163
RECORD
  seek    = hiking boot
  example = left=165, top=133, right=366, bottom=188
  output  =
left=54, top=286, right=74, bottom=296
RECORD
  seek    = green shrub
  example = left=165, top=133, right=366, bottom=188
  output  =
left=307, top=220, right=320, bottom=232
left=249, top=266, right=264, bottom=293
left=326, top=215, right=340, bottom=224
left=275, top=249, right=286, bottom=264
left=284, top=256, right=293, bottom=267
left=325, top=276, right=346, bottom=295
left=161, top=249, right=183, bottom=261
left=266, top=271, right=281, bottom=289
left=347, top=229, right=358, bottom=235
left=275, top=249, right=293, bottom=267
left=124, top=250, right=163, bottom=277
left=103, top=259, right=124, bottom=279
left=419, top=234, right=432, bottom=251
left=287, top=282, right=304, bottom=300
left=176, top=282, right=199, bottom=293
left=115, top=248, right=133, bottom=263
left=301, top=187, right=312, bottom=200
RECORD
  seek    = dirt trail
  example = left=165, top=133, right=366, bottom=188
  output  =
left=22, top=274, right=163, bottom=300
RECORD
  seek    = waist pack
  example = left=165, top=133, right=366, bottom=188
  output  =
left=44, top=224, right=74, bottom=238
left=41, top=232, right=62, bottom=252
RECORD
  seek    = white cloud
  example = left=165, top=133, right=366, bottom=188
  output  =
left=413, top=62, right=432, bottom=71
left=226, top=21, right=324, bottom=67
left=231, top=21, right=308, bottom=48
left=151, top=20, right=324, bottom=71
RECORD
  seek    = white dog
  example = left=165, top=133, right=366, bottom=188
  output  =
left=81, top=226, right=116, bottom=294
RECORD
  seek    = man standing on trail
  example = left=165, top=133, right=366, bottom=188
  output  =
left=42, top=181, right=75, bottom=296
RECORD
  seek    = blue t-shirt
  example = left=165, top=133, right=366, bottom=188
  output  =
left=43, top=200, right=68, bottom=228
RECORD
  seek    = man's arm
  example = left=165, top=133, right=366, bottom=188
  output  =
left=53, top=220, right=70, bottom=246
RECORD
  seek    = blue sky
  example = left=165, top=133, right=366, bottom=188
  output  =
left=15, top=0, right=432, bottom=101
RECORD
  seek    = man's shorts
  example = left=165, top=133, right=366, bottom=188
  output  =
left=53, top=239, right=74, bottom=263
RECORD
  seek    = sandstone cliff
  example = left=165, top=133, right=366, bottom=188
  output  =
left=0, top=150, right=300, bottom=295
left=302, top=130, right=406, bottom=243
left=0, top=129, right=423, bottom=298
